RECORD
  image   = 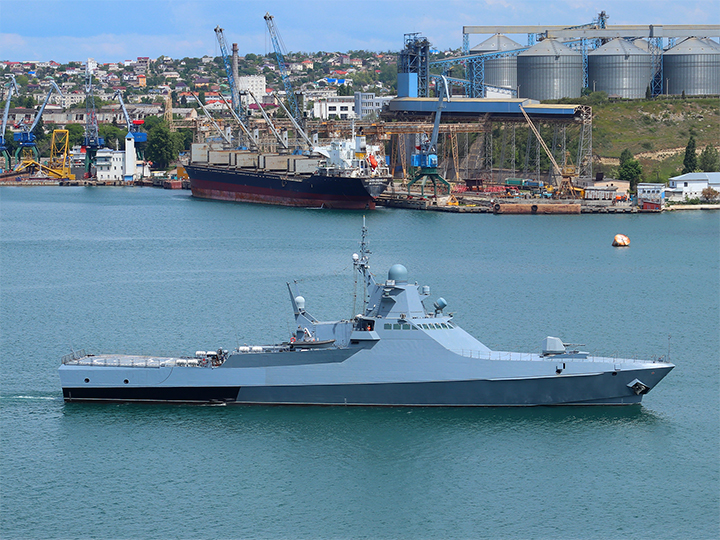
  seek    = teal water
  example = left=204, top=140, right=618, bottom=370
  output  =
left=1, top=187, right=718, bottom=539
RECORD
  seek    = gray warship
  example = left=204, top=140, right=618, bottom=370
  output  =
left=60, top=222, right=673, bottom=405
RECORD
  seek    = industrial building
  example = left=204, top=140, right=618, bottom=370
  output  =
left=410, top=15, right=720, bottom=100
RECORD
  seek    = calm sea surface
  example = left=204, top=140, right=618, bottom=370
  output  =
left=1, top=186, right=718, bottom=540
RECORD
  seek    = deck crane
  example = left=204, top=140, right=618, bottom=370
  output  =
left=213, top=26, right=244, bottom=121
left=264, top=12, right=301, bottom=125
left=113, top=90, right=147, bottom=159
left=271, top=91, right=312, bottom=152
left=519, top=104, right=580, bottom=199
left=1, top=75, right=20, bottom=169
left=13, top=78, right=63, bottom=163
left=406, top=76, right=452, bottom=198
left=218, top=92, right=257, bottom=151
left=247, top=89, right=288, bottom=151
left=82, top=64, right=104, bottom=177
left=191, top=91, right=232, bottom=145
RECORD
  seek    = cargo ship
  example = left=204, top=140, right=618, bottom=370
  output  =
left=186, top=136, right=391, bottom=209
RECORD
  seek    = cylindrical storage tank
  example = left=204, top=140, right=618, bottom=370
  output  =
left=663, top=37, right=720, bottom=95
left=470, top=34, right=523, bottom=91
left=517, top=39, right=583, bottom=100
left=588, top=38, right=652, bottom=98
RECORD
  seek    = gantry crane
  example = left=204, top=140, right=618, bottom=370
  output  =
left=264, top=12, right=301, bottom=124
left=82, top=64, right=104, bottom=177
left=113, top=90, right=147, bottom=159
left=13, top=78, right=63, bottom=163
left=1, top=75, right=20, bottom=169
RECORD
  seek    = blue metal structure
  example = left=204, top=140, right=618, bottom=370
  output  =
left=82, top=66, right=104, bottom=176
left=214, top=26, right=245, bottom=121
left=13, top=78, right=63, bottom=162
left=1, top=75, right=20, bottom=168
left=264, top=13, right=301, bottom=123
left=399, top=33, right=431, bottom=97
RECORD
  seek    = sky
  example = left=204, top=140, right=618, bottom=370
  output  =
left=0, top=0, right=718, bottom=63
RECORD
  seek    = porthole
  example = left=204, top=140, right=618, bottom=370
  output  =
left=84, top=378, right=90, bottom=383
left=123, top=379, right=129, bottom=384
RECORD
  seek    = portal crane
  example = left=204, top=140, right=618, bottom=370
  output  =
left=264, top=12, right=301, bottom=124
left=214, top=26, right=243, bottom=120
left=13, top=78, right=63, bottom=163
left=83, top=64, right=104, bottom=177
left=113, top=90, right=147, bottom=159
left=1, top=75, right=20, bottom=168
left=406, top=76, right=452, bottom=198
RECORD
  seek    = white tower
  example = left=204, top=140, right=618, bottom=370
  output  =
left=124, top=133, right=136, bottom=182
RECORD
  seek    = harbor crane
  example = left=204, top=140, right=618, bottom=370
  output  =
left=271, top=91, right=312, bottom=152
left=519, top=104, right=580, bottom=199
left=13, top=78, right=63, bottom=163
left=113, top=90, right=147, bottom=159
left=247, top=89, right=288, bottom=151
left=1, top=75, right=20, bottom=168
left=82, top=64, right=104, bottom=177
left=264, top=12, right=301, bottom=124
left=406, top=75, right=452, bottom=198
left=213, top=26, right=244, bottom=121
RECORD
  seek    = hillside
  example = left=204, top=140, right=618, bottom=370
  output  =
left=588, top=95, right=719, bottom=181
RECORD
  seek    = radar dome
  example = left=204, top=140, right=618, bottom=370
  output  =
left=388, top=264, right=408, bottom=283
left=295, top=296, right=306, bottom=310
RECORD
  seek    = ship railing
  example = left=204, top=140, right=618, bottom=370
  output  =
left=451, top=349, right=654, bottom=364
left=60, top=355, right=210, bottom=368
left=61, top=350, right=86, bottom=364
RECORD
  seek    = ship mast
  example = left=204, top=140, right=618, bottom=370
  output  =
left=353, top=217, right=372, bottom=314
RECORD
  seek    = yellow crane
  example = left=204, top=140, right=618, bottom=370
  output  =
left=519, top=105, right=582, bottom=199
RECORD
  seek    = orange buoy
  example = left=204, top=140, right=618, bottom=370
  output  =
left=612, top=234, right=630, bottom=247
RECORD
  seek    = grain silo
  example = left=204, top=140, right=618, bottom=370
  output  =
left=470, top=34, right=523, bottom=92
left=663, top=37, right=720, bottom=95
left=517, top=39, right=583, bottom=100
left=588, top=38, right=652, bottom=98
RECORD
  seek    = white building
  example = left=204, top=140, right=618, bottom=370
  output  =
left=313, top=96, right=356, bottom=120
left=636, top=183, right=665, bottom=209
left=666, top=172, right=720, bottom=201
left=354, top=92, right=394, bottom=119
left=236, top=75, right=266, bottom=106
left=95, top=149, right=125, bottom=181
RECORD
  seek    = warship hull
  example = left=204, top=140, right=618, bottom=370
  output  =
left=186, top=164, right=389, bottom=210
left=60, top=351, right=673, bottom=406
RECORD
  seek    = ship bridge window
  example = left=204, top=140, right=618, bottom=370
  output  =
left=393, top=323, right=401, bottom=330
left=402, top=324, right=411, bottom=330
left=384, top=323, right=392, bottom=330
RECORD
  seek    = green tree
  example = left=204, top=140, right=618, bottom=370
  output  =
left=698, top=144, right=719, bottom=172
left=145, top=122, right=175, bottom=169
left=618, top=157, right=643, bottom=192
left=619, top=148, right=633, bottom=166
left=682, top=135, right=697, bottom=174
left=66, top=123, right=85, bottom=148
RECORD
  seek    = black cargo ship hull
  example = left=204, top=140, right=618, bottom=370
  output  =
left=186, top=164, right=389, bottom=209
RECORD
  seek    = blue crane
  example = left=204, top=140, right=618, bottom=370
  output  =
left=13, top=77, right=63, bottom=163
left=82, top=65, right=104, bottom=177
left=264, top=12, right=301, bottom=124
left=214, top=26, right=243, bottom=120
left=1, top=75, right=20, bottom=169
left=113, top=90, right=147, bottom=159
